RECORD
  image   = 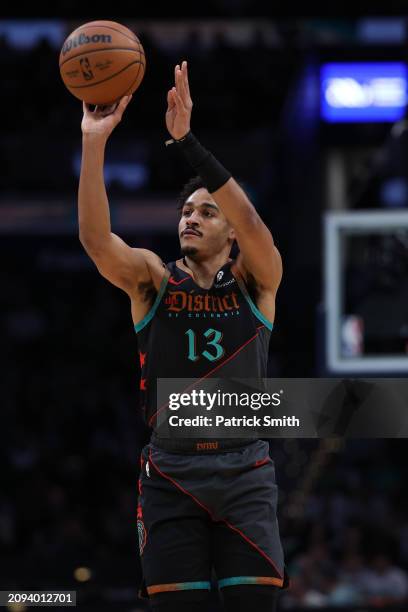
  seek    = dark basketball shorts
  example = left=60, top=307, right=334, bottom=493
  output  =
left=136, top=438, right=287, bottom=606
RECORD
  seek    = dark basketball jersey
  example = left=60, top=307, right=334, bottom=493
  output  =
left=134, top=259, right=273, bottom=429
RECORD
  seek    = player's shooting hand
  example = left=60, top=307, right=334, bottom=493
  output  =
left=81, top=94, right=132, bottom=139
left=166, top=60, right=192, bottom=140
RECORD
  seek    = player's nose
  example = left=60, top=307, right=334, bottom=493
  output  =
left=186, top=218, right=200, bottom=229
left=187, top=209, right=201, bottom=224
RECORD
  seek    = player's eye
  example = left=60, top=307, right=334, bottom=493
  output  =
left=182, top=209, right=192, bottom=216
left=204, top=211, right=213, bottom=217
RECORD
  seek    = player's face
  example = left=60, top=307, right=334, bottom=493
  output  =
left=178, top=188, right=234, bottom=259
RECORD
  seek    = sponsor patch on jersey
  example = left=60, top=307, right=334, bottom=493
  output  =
left=214, top=278, right=237, bottom=289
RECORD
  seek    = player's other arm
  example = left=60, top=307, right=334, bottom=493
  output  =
left=78, top=97, right=163, bottom=293
left=166, top=61, right=282, bottom=293
left=210, top=180, right=282, bottom=293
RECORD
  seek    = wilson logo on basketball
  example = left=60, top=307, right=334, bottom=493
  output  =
left=61, top=33, right=112, bottom=56
left=164, top=290, right=240, bottom=314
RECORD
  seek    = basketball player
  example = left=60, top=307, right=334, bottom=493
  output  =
left=78, top=60, right=287, bottom=611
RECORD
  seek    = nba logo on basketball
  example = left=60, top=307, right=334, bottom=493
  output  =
left=79, top=57, right=94, bottom=80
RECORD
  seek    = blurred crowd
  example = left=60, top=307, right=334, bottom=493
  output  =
left=284, top=551, right=408, bottom=608
left=274, top=437, right=408, bottom=609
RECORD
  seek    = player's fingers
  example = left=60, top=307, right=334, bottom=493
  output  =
left=167, top=89, right=176, bottom=111
left=176, top=64, right=188, bottom=105
left=179, top=62, right=192, bottom=109
left=182, top=60, right=191, bottom=98
left=118, top=94, right=132, bottom=111
left=114, top=94, right=132, bottom=117
left=174, top=63, right=180, bottom=87
left=173, top=87, right=186, bottom=113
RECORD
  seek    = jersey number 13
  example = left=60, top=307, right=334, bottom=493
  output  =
left=185, top=328, right=225, bottom=362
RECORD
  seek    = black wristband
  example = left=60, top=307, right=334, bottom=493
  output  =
left=168, top=131, right=232, bottom=193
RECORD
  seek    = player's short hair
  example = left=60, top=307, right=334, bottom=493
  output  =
left=176, top=176, right=206, bottom=211
left=176, top=176, right=249, bottom=212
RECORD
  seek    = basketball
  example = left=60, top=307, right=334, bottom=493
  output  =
left=59, top=20, right=146, bottom=105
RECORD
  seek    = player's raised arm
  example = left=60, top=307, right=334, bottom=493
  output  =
left=78, top=97, right=162, bottom=293
left=165, top=60, right=282, bottom=293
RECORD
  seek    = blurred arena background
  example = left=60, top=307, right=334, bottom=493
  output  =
left=1, top=11, right=408, bottom=611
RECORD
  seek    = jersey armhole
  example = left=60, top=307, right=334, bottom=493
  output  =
left=232, top=270, right=274, bottom=332
left=134, top=270, right=170, bottom=334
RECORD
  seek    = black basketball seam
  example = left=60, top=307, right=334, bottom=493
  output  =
left=121, top=58, right=144, bottom=98
left=60, top=46, right=145, bottom=69
left=71, top=23, right=139, bottom=44
left=120, top=42, right=143, bottom=98
left=68, top=60, right=145, bottom=89
left=133, top=40, right=143, bottom=89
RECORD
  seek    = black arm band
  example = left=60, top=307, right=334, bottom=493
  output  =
left=167, top=131, right=232, bottom=193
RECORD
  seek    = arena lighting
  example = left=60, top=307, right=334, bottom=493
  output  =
left=74, top=566, right=92, bottom=582
left=321, top=62, right=407, bottom=122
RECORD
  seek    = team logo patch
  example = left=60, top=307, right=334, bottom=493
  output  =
left=137, top=519, right=147, bottom=555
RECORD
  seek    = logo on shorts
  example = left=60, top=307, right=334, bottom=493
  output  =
left=137, top=519, right=147, bottom=555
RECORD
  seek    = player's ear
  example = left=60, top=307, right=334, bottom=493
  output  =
left=228, top=227, right=236, bottom=241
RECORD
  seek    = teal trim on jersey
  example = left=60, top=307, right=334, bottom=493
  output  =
left=218, top=576, right=272, bottom=588
left=134, top=273, right=169, bottom=334
left=172, top=581, right=211, bottom=591
left=235, top=275, right=273, bottom=332
left=219, top=577, right=257, bottom=588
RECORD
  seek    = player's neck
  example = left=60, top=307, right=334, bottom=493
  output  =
left=180, top=254, right=231, bottom=289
